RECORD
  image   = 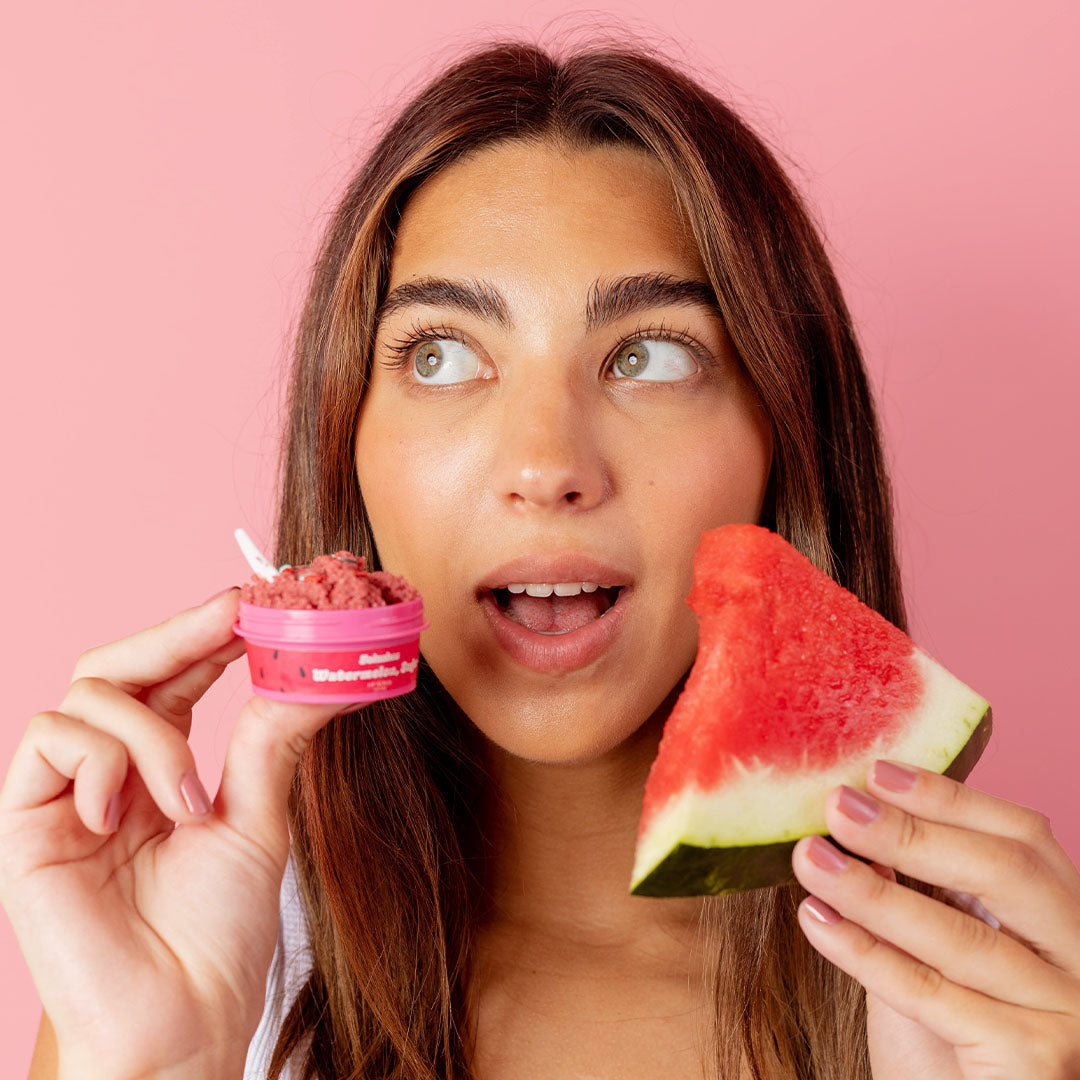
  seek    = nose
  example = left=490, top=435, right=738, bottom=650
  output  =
left=489, top=374, right=606, bottom=513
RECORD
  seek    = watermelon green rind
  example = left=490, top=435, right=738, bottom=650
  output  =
left=630, top=838, right=800, bottom=897
left=940, top=704, right=993, bottom=785
left=630, top=645, right=992, bottom=896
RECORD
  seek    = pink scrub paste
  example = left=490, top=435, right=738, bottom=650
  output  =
left=240, top=551, right=420, bottom=610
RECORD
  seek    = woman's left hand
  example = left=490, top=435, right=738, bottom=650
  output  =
left=790, top=759, right=1080, bottom=1079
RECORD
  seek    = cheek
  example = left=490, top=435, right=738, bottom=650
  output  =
left=702, top=413, right=772, bottom=518
left=648, top=399, right=772, bottom=521
left=638, top=397, right=772, bottom=593
left=355, top=406, right=479, bottom=579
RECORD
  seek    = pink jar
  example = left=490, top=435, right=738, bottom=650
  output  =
left=233, top=598, right=430, bottom=704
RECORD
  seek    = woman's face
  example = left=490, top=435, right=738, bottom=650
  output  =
left=356, top=138, right=772, bottom=764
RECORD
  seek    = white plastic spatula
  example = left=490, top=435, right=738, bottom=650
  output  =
left=234, top=528, right=280, bottom=582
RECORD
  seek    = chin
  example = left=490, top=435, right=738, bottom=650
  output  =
left=459, top=675, right=687, bottom=767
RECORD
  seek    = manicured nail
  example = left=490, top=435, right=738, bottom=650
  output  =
left=180, top=770, right=212, bottom=816
left=104, top=792, right=121, bottom=832
left=804, top=897, right=843, bottom=924
left=807, top=834, right=849, bottom=872
left=872, top=759, right=917, bottom=792
left=837, top=785, right=880, bottom=824
left=202, top=585, right=240, bottom=606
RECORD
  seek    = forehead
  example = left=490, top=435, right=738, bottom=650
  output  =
left=386, top=139, right=707, bottom=291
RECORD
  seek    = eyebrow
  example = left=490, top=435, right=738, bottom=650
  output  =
left=373, top=272, right=725, bottom=334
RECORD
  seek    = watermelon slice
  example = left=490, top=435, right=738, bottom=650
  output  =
left=630, top=523, right=992, bottom=897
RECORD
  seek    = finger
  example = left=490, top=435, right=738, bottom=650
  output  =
left=0, top=711, right=129, bottom=835
left=868, top=759, right=1080, bottom=891
left=796, top=896, right=1061, bottom=1060
left=3, top=678, right=212, bottom=826
left=140, top=633, right=249, bottom=734
left=868, top=861, right=996, bottom=933
left=72, top=587, right=242, bottom=695
left=822, top=780, right=1080, bottom=976
left=793, top=835, right=1078, bottom=1013
left=872, top=839, right=1034, bottom=945
left=215, top=695, right=359, bottom=867
left=874, top=854, right=1020, bottom=939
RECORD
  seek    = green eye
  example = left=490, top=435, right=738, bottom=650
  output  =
left=414, top=341, right=445, bottom=379
left=614, top=341, right=650, bottom=377
left=610, top=338, right=697, bottom=381
left=411, top=339, right=480, bottom=384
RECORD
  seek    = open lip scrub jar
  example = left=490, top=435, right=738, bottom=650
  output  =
left=232, top=549, right=429, bottom=705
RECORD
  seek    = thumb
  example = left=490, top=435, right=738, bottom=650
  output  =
left=213, top=694, right=355, bottom=866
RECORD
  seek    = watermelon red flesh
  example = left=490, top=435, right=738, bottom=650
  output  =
left=630, top=523, right=992, bottom=897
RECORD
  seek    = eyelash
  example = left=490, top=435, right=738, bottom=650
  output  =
left=378, top=318, right=718, bottom=381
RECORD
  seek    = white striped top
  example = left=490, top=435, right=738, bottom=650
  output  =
left=244, top=849, right=316, bottom=1079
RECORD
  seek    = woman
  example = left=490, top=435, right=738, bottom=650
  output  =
left=4, top=37, right=1079, bottom=1080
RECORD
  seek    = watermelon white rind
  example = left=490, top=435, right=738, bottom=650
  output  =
left=629, top=524, right=993, bottom=898
left=631, top=702, right=992, bottom=897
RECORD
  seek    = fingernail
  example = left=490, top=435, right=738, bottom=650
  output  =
left=105, top=793, right=121, bottom=832
left=804, top=897, right=843, bottom=924
left=180, top=770, right=212, bottom=816
left=837, top=785, right=881, bottom=824
left=202, top=586, right=240, bottom=606
left=872, top=759, right=917, bottom=792
left=807, top=834, right=849, bottom=872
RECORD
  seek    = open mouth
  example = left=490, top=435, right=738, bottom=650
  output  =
left=482, top=585, right=625, bottom=636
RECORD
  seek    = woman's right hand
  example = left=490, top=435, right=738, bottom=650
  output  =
left=0, top=588, right=350, bottom=1080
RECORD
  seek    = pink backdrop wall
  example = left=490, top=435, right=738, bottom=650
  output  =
left=2, top=1, right=1077, bottom=1071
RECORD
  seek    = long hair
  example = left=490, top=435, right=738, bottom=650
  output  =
left=266, top=33, right=923, bottom=1080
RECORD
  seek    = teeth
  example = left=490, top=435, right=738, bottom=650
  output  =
left=503, top=581, right=607, bottom=596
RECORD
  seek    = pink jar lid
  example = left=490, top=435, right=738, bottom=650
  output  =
left=234, top=597, right=429, bottom=647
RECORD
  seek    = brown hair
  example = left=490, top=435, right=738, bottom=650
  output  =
left=266, top=29, right=930, bottom=1080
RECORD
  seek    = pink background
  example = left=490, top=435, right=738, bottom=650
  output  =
left=2, top=1, right=1077, bottom=1071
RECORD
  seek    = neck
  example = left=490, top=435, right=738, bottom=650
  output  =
left=477, top=675, right=706, bottom=948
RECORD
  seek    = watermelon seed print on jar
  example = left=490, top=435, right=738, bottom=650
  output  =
left=232, top=549, right=430, bottom=705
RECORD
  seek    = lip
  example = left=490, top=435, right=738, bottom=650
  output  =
left=477, top=585, right=632, bottom=674
left=475, top=552, right=635, bottom=593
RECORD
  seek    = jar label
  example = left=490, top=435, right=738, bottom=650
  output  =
left=245, top=638, right=421, bottom=697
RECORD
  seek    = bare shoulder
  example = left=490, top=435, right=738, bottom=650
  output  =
left=27, top=1010, right=57, bottom=1080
